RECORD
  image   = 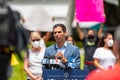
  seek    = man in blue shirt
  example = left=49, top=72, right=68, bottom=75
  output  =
left=44, top=23, right=80, bottom=69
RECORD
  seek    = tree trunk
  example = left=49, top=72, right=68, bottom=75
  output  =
left=65, top=0, right=75, bottom=35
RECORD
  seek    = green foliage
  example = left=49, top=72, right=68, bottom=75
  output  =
left=9, top=62, right=26, bottom=80
left=46, top=41, right=55, bottom=47
left=46, top=41, right=83, bottom=48
left=76, top=41, right=83, bottom=48
left=9, top=52, right=26, bottom=80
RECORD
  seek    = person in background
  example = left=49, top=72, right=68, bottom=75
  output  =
left=39, top=16, right=54, bottom=48
left=39, top=32, right=51, bottom=49
left=21, top=16, right=52, bottom=49
left=66, top=35, right=76, bottom=45
left=66, top=35, right=84, bottom=70
left=44, top=24, right=80, bottom=69
left=24, top=31, right=45, bottom=80
left=85, top=29, right=120, bottom=80
left=13, top=11, right=29, bottom=61
left=76, top=22, right=103, bottom=71
left=0, top=5, right=18, bottom=80
left=36, top=17, right=55, bottom=49
left=93, top=33, right=116, bottom=71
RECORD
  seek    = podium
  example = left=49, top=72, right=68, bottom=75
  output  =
left=43, top=69, right=89, bottom=80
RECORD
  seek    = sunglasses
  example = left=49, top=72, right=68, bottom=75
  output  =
left=32, top=39, right=40, bottom=42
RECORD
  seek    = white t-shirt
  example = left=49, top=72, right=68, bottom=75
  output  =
left=93, top=47, right=116, bottom=69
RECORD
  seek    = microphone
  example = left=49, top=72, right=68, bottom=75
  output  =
left=67, top=56, right=76, bottom=69
left=68, top=63, right=76, bottom=69
left=41, top=56, right=50, bottom=69
left=41, top=58, right=50, bottom=65
left=49, top=56, right=65, bottom=69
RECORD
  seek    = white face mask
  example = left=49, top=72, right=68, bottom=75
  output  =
left=107, top=40, right=114, bottom=47
left=67, top=41, right=73, bottom=45
left=32, top=41, right=40, bottom=48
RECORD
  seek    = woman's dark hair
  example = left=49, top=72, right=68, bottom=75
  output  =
left=53, top=23, right=66, bottom=32
left=66, top=35, right=76, bottom=45
left=98, top=33, right=112, bottom=47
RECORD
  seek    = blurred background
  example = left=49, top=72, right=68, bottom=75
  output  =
left=0, top=0, right=119, bottom=80
left=9, top=0, right=120, bottom=39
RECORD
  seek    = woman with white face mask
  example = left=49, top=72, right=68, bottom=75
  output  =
left=66, top=35, right=76, bottom=45
left=93, top=33, right=116, bottom=71
left=24, top=31, right=45, bottom=80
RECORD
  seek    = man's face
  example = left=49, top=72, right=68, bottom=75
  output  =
left=53, top=26, right=66, bottom=42
left=87, top=30, right=95, bottom=40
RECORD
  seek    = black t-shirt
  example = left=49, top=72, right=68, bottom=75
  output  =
left=82, top=37, right=99, bottom=61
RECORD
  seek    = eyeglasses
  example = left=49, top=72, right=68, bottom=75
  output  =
left=32, top=39, right=40, bottom=42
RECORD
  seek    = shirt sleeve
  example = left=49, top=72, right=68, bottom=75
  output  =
left=74, top=47, right=80, bottom=69
left=93, top=48, right=101, bottom=59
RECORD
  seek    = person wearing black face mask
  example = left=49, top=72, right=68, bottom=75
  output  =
left=87, top=35, right=95, bottom=40
left=76, top=22, right=103, bottom=72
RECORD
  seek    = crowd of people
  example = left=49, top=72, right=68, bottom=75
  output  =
left=22, top=22, right=120, bottom=80
left=0, top=5, right=119, bottom=80
left=86, top=32, right=120, bottom=80
left=0, top=2, right=119, bottom=80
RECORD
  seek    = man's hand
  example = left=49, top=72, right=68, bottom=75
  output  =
left=55, top=52, right=67, bottom=63
left=55, top=52, right=63, bottom=59
left=61, top=57, right=67, bottom=63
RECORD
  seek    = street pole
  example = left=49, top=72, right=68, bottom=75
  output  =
left=65, top=0, right=75, bottom=36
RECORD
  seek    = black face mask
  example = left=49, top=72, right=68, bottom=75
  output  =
left=87, top=35, right=94, bottom=39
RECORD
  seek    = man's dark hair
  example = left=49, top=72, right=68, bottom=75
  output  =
left=53, top=23, right=66, bottom=32
left=87, top=29, right=95, bottom=35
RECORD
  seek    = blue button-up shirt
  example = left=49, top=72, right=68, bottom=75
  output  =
left=55, top=42, right=67, bottom=55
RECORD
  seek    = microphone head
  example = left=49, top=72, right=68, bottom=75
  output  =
left=68, top=56, right=76, bottom=63
left=44, top=56, right=48, bottom=58
left=57, top=56, right=62, bottom=59
left=68, top=63, right=76, bottom=69
left=67, top=56, right=76, bottom=69
left=49, top=59, right=65, bottom=69
left=50, top=59, right=60, bottom=64
left=41, top=58, right=50, bottom=65
left=49, top=56, right=55, bottom=59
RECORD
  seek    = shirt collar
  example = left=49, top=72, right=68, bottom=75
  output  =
left=56, top=41, right=67, bottom=49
